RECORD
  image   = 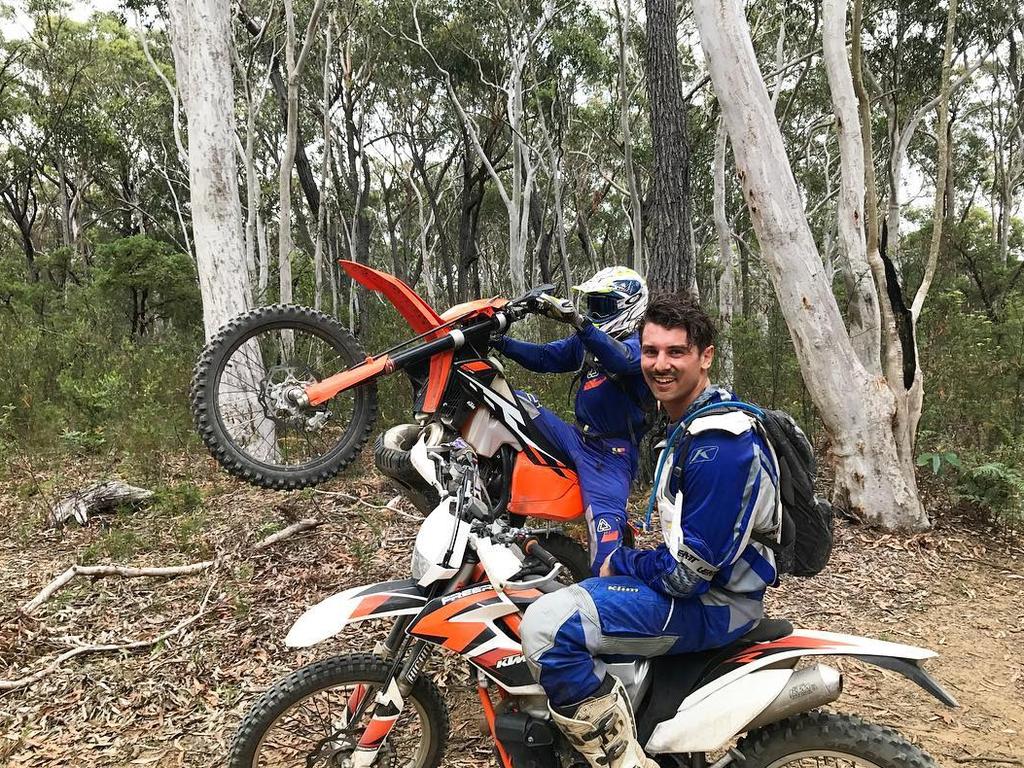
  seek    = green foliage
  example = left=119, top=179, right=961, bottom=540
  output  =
left=916, top=450, right=961, bottom=475
left=0, top=239, right=201, bottom=470
left=956, top=458, right=1024, bottom=525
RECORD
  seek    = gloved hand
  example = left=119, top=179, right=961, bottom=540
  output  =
left=536, top=294, right=583, bottom=328
left=488, top=332, right=507, bottom=350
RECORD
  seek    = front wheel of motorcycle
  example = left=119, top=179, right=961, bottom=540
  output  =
left=191, top=305, right=378, bottom=490
left=736, top=711, right=939, bottom=768
left=229, top=653, right=449, bottom=768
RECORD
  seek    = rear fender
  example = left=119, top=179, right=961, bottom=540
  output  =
left=699, top=629, right=958, bottom=708
left=285, top=579, right=427, bottom=648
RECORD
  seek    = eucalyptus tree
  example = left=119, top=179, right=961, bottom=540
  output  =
left=165, top=0, right=252, bottom=335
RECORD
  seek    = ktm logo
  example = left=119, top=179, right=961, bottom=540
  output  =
left=495, top=654, right=526, bottom=669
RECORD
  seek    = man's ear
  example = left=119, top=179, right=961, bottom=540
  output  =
left=700, top=345, right=715, bottom=373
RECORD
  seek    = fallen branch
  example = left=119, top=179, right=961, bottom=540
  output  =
left=312, top=488, right=400, bottom=510
left=21, top=561, right=215, bottom=616
left=253, top=518, right=321, bottom=550
left=21, top=517, right=321, bottom=616
left=2, top=581, right=216, bottom=692
left=314, top=490, right=424, bottom=519
left=50, top=480, right=154, bottom=527
left=951, top=756, right=1022, bottom=765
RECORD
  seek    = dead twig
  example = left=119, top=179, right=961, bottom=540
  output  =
left=1, top=580, right=217, bottom=692
left=21, top=561, right=215, bottom=615
left=951, top=756, right=1023, bottom=765
left=312, top=489, right=408, bottom=512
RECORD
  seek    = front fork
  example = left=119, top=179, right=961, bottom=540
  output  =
left=347, top=557, right=480, bottom=766
left=347, top=620, right=433, bottom=767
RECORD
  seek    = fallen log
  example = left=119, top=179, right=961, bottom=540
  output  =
left=49, top=480, right=154, bottom=527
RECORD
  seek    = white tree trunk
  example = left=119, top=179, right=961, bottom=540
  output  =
left=166, top=0, right=252, bottom=336
left=278, top=0, right=327, bottom=306
left=713, top=119, right=736, bottom=388
left=614, top=0, right=643, bottom=272
left=822, top=0, right=881, bottom=374
left=692, top=0, right=928, bottom=530
left=412, top=181, right=439, bottom=305
left=166, top=0, right=276, bottom=460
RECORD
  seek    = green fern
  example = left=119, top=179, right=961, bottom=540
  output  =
left=957, top=460, right=1024, bottom=523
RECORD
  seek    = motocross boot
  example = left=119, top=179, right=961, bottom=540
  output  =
left=549, top=678, right=658, bottom=768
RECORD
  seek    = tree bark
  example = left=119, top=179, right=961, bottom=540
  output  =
left=614, top=0, right=643, bottom=271
left=166, top=0, right=251, bottom=337
left=644, top=0, right=693, bottom=292
left=712, top=119, right=736, bottom=388
left=692, top=0, right=928, bottom=530
left=822, top=0, right=881, bottom=374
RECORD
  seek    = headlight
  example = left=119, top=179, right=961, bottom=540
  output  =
left=411, top=546, right=432, bottom=581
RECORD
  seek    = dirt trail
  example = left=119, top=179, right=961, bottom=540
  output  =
left=1, top=462, right=1021, bottom=767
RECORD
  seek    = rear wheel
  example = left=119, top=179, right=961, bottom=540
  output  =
left=737, top=711, right=939, bottom=768
left=374, top=423, right=440, bottom=514
left=535, top=531, right=591, bottom=583
left=191, top=305, right=378, bottom=490
left=229, top=653, right=449, bottom=768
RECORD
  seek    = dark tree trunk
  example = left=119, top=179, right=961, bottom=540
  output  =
left=644, top=0, right=693, bottom=292
left=456, top=130, right=487, bottom=302
left=1, top=181, right=40, bottom=283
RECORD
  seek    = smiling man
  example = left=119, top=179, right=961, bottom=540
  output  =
left=520, top=292, right=782, bottom=768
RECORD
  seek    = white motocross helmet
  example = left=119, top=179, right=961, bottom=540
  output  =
left=572, top=266, right=649, bottom=338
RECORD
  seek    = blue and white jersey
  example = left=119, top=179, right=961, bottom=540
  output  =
left=610, top=387, right=782, bottom=633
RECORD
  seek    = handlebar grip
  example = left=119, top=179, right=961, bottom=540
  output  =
left=523, top=538, right=559, bottom=570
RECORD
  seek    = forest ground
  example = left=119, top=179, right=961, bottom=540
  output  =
left=0, top=452, right=1021, bottom=768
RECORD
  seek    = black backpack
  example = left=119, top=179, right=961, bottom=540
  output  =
left=650, top=401, right=834, bottom=578
left=751, top=408, right=834, bottom=577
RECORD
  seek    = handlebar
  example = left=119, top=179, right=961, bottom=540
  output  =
left=522, top=538, right=559, bottom=570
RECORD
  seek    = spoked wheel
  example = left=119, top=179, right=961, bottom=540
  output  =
left=737, top=712, right=939, bottom=768
left=229, top=654, right=449, bottom=768
left=191, top=305, right=378, bottom=489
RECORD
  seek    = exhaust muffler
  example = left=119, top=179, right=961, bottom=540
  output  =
left=742, top=664, right=843, bottom=731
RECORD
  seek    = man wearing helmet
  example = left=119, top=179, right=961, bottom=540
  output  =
left=490, top=266, right=652, bottom=577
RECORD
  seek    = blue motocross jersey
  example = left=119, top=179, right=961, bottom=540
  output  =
left=492, top=322, right=652, bottom=438
left=610, top=387, right=780, bottom=631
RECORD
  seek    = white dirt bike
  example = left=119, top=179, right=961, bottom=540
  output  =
left=228, top=441, right=954, bottom=768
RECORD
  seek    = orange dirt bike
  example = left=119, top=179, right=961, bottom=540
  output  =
left=190, top=262, right=624, bottom=577
left=227, top=442, right=954, bottom=768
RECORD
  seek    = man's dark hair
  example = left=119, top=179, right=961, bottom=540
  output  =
left=640, top=292, right=717, bottom=352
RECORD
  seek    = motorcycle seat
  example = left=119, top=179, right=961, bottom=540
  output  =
left=634, top=618, right=794, bottom=744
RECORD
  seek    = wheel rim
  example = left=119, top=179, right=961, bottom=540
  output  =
left=213, top=321, right=360, bottom=470
left=251, top=681, right=435, bottom=768
left=763, top=751, right=888, bottom=768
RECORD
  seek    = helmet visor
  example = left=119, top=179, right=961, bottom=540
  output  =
left=585, top=293, right=621, bottom=321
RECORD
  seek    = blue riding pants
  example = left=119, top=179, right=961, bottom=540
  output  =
left=526, top=401, right=638, bottom=576
left=520, top=577, right=758, bottom=708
